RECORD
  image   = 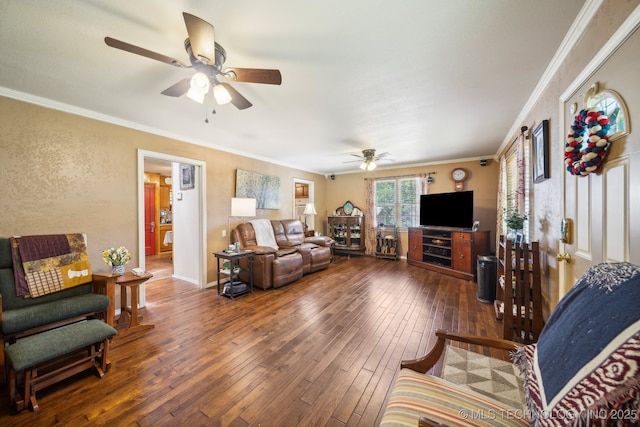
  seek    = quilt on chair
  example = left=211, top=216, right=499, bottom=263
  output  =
left=10, top=233, right=92, bottom=298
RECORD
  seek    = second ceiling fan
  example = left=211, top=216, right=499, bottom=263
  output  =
left=105, top=12, right=282, bottom=110
left=346, top=149, right=395, bottom=170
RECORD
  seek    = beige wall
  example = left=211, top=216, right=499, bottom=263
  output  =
left=1, top=0, right=637, bottom=313
left=496, top=0, right=640, bottom=316
left=0, top=98, right=326, bottom=283
left=325, top=159, right=500, bottom=256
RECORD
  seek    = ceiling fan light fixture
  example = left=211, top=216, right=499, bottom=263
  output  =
left=186, top=88, right=205, bottom=104
left=213, top=84, right=232, bottom=105
left=360, top=160, right=377, bottom=171
left=187, top=72, right=210, bottom=104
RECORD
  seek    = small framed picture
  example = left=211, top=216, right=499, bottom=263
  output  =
left=532, top=119, right=550, bottom=183
left=515, top=232, right=524, bottom=247
left=180, top=164, right=195, bottom=190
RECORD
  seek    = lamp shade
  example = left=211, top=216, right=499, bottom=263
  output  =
left=231, top=198, right=256, bottom=217
left=213, top=84, right=232, bottom=105
left=303, top=203, right=317, bottom=215
left=187, top=72, right=210, bottom=104
left=360, top=160, right=376, bottom=170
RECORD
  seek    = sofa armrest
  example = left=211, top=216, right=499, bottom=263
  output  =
left=278, top=241, right=297, bottom=249
left=276, top=247, right=299, bottom=257
left=242, top=245, right=278, bottom=255
left=401, top=329, right=523, bottom=373
left=305, top=236, right=333, bottom=247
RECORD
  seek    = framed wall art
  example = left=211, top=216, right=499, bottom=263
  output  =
left=532, top=119, right=550, bottom=183
left=235, top=169, right=281, bottom=209
left=180, top=164, right=195, bottom=190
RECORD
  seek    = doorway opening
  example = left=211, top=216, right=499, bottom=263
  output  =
left=143, top=158, right=174, bottom=281
left=137, top=150, right=207, bottom=307
left=293, top=178, right=315, bottom=232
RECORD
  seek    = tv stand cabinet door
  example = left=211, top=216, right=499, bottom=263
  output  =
left=452, top=232, right=472, bottom=273
left=408, top=228, right=422, bottom=261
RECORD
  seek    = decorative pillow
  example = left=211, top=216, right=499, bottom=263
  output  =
left=514, top=262, right=640, bottom=426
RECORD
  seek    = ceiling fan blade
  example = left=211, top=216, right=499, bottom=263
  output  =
left=377, top=152, right=393, bottom=159
left=104, top=37, right=189, bottom=68
left=224, top=68, right=282, bottom=85
left=161, top=78, right=191, bottom=97
left=183, top=13, right=216, bottom=65
left=220, top=83, right=252, bottom=110
left=350, top=153, right=364, bottom=159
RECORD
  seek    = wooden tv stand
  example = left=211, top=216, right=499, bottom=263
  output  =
left=407, top=227, right=490, bottom=281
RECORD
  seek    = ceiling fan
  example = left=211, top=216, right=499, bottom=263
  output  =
left=104, top=12, right=282, bottom=110
left=345, top=149, right=395, bottom=171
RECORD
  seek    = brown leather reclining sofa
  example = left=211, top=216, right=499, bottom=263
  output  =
left=232, top=219, right=333, bottom=290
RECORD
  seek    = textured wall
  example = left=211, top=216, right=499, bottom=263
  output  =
left=325, top=159, right=500, bottom=256
left=0, top=98, right=326, bottom=283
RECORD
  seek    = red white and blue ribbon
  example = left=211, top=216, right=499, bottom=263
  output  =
left=564, top=108, right=611, bottom=176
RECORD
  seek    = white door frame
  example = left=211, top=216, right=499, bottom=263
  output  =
left=137, top=149, right=207, bottom=305
left=293, top=178, right=315, bottom=229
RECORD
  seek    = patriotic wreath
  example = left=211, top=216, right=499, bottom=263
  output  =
left=564, top=108, right=611, bottom=176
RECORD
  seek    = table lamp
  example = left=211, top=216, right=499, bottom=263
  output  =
left=303, top=203, right=317, bottom=231
left=228, top=198, right=256, bottom=247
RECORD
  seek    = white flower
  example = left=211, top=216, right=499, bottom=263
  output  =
left=102, top=246, right=132, bottom=266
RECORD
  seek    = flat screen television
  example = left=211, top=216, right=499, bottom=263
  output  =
left=419, top=191, right=474, bottom=229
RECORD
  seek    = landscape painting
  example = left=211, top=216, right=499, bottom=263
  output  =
left=235, top=169, right=281, bottom=209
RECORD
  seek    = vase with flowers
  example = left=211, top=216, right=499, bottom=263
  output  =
left=103, top=246, right=132, bottom=275
left=504, top=210, right=528, bottom=241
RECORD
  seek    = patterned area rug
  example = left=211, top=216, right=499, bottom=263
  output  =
left=442, top=346, right=526, bottom=410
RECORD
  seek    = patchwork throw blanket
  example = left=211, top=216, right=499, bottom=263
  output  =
left=11, top=233, right=92, bottom=298
left=249, top=219, right=279, bottom=250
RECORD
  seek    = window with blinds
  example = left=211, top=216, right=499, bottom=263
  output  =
left=374, top=177, right=420, bottom=228
left=502, top=137, right=530, bottom=241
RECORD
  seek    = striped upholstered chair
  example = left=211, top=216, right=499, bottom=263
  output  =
left=381, top=330, right=528, bottom=427
left=381, top=262, right=640, bottom=427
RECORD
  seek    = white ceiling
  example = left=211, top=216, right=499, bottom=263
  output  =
left=0, top=0, right=586, bottom=175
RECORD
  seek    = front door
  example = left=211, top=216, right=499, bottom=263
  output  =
left=144, top=183, right=156, bottom=256
left=559, top=29, right=640, bottom=297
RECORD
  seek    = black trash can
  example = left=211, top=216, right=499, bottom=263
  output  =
left=477, top=255, right=497, bottom=304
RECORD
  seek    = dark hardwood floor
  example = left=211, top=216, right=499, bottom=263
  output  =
left=0, top=255, right=506, bottom=426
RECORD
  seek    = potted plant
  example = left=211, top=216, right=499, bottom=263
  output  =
left=504, top=210, right=527, bottom=241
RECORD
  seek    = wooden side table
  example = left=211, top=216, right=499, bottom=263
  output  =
left=116, top=271, right=154, bottom=333
left=214, top=250, right=254, bottom=299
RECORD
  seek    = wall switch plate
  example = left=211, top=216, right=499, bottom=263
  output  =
left=222, top=229, right=226, bottom=237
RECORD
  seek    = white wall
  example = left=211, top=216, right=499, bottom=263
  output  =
left=172, top=162, right=201, bottom=284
